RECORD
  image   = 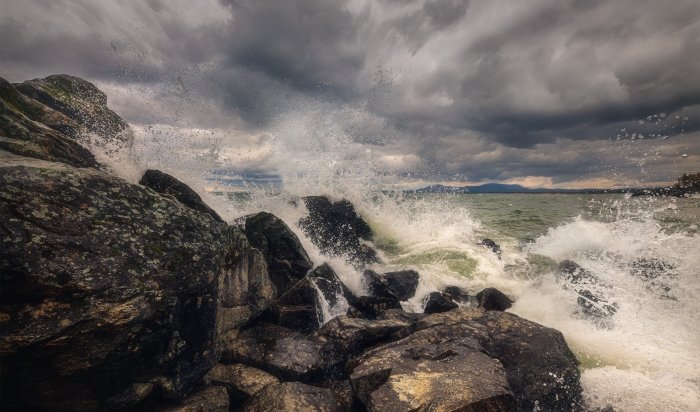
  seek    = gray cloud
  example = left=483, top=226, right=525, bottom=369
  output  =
left=1, top=0, right=698, bottom=186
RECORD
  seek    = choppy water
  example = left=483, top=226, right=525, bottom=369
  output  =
left=93, top=109, right=699, bottom=411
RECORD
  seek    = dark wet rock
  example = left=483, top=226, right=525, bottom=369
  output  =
left=157, top=386, right=229, bottom=412
left=14, top=74, right=130, bottom=146
left=314, top=315, right=412, bottom=373
left=480, top=238, right=502, bottom=258
left=382, top=270, right=420, bottom=301
left=558, top=260, right=617, bottom=319
left=349, top=323, right=517, bottom=412
left=476, top=287, right=514, bottom=311
left=363, top=269, right=419, bottom=301
left=244, top=382, right=339, bottom=412
left=352, top=295, right=402, bottom=319
left=140, top=169, right=223, bottom=223
left=243, top=211, right=313, bottom=296
left=423, top=292, right=458, bottom=314
left=410, top=308, right=583, bottom=411
left=0, top=152, right=273, bottom=411
left=265, top=263, right=353, bottom=332
left=299, top=196, right=379, bottom=268
left=476, top=310, right=583, bottom=411
left=221, top=323, right=325, bottom=380
left=441, top=285, right=470, bottom=303
left=204, top=363, right=279, bottom=404
left=1, top=78, right=98, bottom=168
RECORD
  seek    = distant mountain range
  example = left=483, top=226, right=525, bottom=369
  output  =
left=408, top=183, right=633, bottom=194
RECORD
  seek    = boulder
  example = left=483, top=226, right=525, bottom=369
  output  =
left=349, top=324, right=516, bottom=411
left=476, top=287, right=513, bottom=311
left=204, top=363, right=279, bottom=403
left=299, top=196, right=378, bottom=268
left=410, top=308, right=583, bottom=411
left=244, top=382, right=339, bottom=412
left=265, top=263, right=352, bottom=332
left=441, top=285, right=470, bottom=303
left=480, top=238, right=502, bottom=258
left=140, top=169, right=223, bottom=223
left=157, top=386, right=229, bottom=412
left=1, top=77, right=98, bottom=168
left=476, top=310, right=583, bottom=411
left=243, top=211, right=313, bottom=296
left=363, top=269, right=419, bottom=301
left=423, top=292, right=458, bottom=314
left=381, top=270, right=420, bottom=301
left=352, top=295, right=402, bottom=319
left=0, top=152, right=272, bottom=410
left=13, top=74, right=130, bottom=146
left=220, top=323, right=325, bottom=380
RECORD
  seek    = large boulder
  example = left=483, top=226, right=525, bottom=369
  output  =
left=410, top=308, right=583, bottom=411
left=244, top=382, right=339, bottom=412
left=349, top=323, right=517, bottom=411
left=140, top=169, right=224, bottom=223
left=13, top=74, right=130, bottom=146
left=0, top=151, right=273, bottom=410
left=0, top=77, right=98, bottom=168
left=299, top=196, right=378, bottom=268
left=243, top=211, right=313, bottom=296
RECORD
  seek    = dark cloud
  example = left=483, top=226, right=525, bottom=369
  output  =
left=1, top=0, right=698, bottom=186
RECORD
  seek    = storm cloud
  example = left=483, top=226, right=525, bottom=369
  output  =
left=1, top=0, right=698, bottom=186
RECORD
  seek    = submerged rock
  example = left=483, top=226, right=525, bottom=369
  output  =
left=352, top=295, right=402, bottom=319
left=0, top=151, right=272, bottom=410
left=244, top=211, right=313, bottom=296
left=558, top=260, right=617, bottom=319
left=480, top=238, right=502, bottom=258
left=140, top=169, right=223, bottom=223
left=476, top=287, right=513, bottom=311
left=244, top=382, right=339, bottom=412
left=423, top=291, right=458, bottom=314
left=299, top=196, right=379, bottom=268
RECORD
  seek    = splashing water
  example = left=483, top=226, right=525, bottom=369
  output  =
left=97, top=94, right=700, bottom=411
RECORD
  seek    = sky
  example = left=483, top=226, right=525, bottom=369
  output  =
left=1, top=0, right=699, bottom=188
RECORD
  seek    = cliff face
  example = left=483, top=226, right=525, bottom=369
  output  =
left=0, top=75, right=583, bottom=412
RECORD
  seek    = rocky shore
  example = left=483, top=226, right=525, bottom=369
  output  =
left=1, top=75, right=585, bottom=411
